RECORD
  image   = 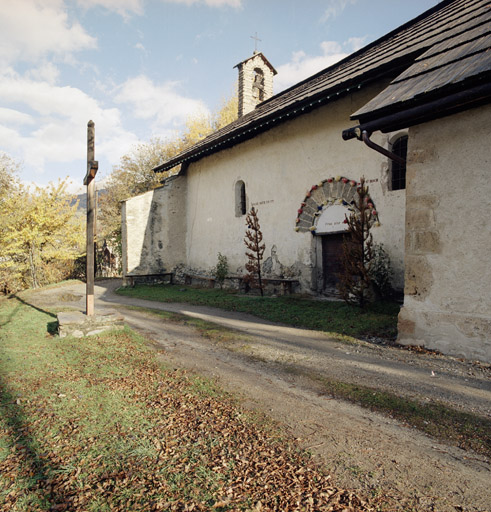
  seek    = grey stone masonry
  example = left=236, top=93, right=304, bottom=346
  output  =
left=57, top=310, right=125, bottom=338
left=235, top=52, right=277, bottom=118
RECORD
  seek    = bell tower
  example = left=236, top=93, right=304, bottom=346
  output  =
left=234, top=52, right=277, bottom=118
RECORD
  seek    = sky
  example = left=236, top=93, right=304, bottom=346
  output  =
left=0, top=0, right=439, bottom=193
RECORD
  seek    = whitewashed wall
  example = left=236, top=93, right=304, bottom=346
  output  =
left=184, top=84, right=406, bottom=291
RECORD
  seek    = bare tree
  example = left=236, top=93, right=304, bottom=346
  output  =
left=244, top=207, right=265, bottom=296
left=337, top=177, right=375, bottom=307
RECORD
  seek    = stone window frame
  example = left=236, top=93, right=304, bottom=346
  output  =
left=389, top=132, right=408, bottom=191
left=235, top=180, right=247, bottom=217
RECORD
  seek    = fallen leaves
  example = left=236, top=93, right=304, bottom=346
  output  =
left=0, top=320, right=380, bottom=511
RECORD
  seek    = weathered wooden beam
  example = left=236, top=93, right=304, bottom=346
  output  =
left=85, top=120, right=98, bottom=317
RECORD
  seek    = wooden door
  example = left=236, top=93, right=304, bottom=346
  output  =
left=321, top=233, right=347, bottom=292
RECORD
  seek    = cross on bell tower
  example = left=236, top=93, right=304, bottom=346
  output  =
left=250, top=32, right=261, bottom=53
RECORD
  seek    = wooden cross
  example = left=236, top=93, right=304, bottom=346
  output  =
left=251, top=32, right=261, bottom=52
left=83, top=120, right=98, bottom=317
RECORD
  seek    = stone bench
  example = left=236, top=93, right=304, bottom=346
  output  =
left=226, top=275, right=300, bottom=295
left=181, top=273, right=299, bottom=295
left=184, top=273, right=216, bottom=288
left=124, top=273, right=174, bottom=287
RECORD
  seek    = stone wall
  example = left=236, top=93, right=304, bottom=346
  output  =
left=398, top=105, right=491, bottom=362
left=237, top=53, right=275, bottom=117
left=121, top=176, right=187, bottom=281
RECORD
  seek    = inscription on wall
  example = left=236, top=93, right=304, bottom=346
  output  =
left=315, top=204, right=350, bottom=234
left=252, top=199, right=275, bottom=206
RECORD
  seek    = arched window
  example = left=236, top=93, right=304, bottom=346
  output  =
left=390, top=135, right=408, bottom=191
left=235, top=180, right=246, bottom=216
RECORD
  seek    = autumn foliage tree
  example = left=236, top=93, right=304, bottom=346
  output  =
left=0, top=170, right=84, bottom=293
left=337, top=177, right=375, bottom=308
left=244, top=207, right=266, bottom=296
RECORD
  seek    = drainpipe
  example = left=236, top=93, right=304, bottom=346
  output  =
left=351, top=128, right=405, bottom=165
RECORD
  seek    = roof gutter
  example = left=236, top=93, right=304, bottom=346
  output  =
left=359, top=130, right=405, bottom=164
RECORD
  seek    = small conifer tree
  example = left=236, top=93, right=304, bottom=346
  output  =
left=337, top=177, right=375, bottom=307
left=244, top=207, right=265, bottom=296
left=212, top=252, right=229, bottom=289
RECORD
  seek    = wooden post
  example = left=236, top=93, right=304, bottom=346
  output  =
left=83, top=120, right=98, bottom=317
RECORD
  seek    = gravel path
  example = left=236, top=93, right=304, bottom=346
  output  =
left=24, top=280, right=491, bottom=511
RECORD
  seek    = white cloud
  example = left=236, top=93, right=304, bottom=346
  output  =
left=347, top=37, right=367, bottom=52
left=26, top=62, right=61, bottom=85
left=275, top=41, right=348, bottom=92
left=76, top=0, right=144, bottom=17
left=115, top=75, right=210, bottom=133
left=0, top=0, right=96, bottom=65
left=0, top=108, right=35, bottom=126
left=0, top=69, right=138, bottom=177
left=322, top=0, right=358, bottom=22
left=160, top=0, right=242, bottom=6
left=77, top=0, right=241, bottom=18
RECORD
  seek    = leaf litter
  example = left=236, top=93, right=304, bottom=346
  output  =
left=0, top=301, right=387, bottom=511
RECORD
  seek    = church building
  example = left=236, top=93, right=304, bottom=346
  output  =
left=121, top=0, right=491, bottom=362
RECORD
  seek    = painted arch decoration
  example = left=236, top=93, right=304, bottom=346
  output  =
left=294, top=176, right=380, bottom=234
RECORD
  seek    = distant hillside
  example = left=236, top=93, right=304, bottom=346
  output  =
left=71, top=188, right=106, bottom=212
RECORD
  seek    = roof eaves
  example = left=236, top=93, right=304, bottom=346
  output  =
left=342, top=79, right=491, bottom=140
left=153, top=82, right=367, bottom=174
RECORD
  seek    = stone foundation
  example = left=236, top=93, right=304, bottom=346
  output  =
left=57, top=310, right=125, bottom=338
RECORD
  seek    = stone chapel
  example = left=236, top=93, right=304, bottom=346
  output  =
left=122, top=0, right=491, bottom=362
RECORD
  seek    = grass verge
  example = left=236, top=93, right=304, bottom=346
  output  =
left=117, top=284, right=400, bottom=339
left=0, top=295, right=384, bottom=511
left=307, top=373, right=491, bottom=457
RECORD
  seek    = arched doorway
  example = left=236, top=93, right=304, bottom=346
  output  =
left=294, top=177, right=380, bottom=295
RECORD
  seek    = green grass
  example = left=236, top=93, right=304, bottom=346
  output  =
left=0, top=295, right=381, bottom=511
left=117, top=284, right=400, bottom=339
left=307, top=373, right=491, bottom=457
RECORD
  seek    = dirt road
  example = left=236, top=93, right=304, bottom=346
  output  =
left=24, top=280, right=491, bottom=511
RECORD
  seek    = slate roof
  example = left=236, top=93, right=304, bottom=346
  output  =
left=352, top=0, right=491, bottom=126
left=155, top=0, right=491, bottom=173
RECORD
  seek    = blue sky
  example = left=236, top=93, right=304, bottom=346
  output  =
left=0, top=0, right=438, bottom=193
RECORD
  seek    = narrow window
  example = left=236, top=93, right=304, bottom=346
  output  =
left=252, top=68, right=265, bottom=102
left=235, top=180, right=246, bottom=216
left=391, top=135, right=408, bottom=191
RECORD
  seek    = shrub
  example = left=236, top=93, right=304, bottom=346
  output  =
left=212, top=252, right=229, bottom=289
left=369, top=243, right=393, bottom=299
